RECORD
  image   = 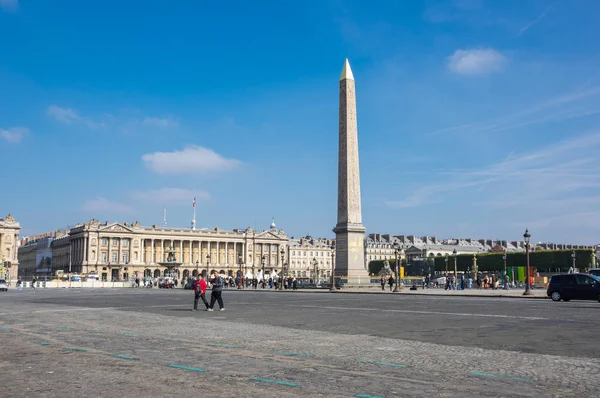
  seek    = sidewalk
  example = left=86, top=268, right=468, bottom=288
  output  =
left=229, top=287, right=548, bottom=299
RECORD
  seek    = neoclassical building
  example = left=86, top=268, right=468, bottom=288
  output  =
left=287, top=236, right=334, bottom=279
left=0, top=214, right=21, bottom=280
left=52, top=218, right=288, bottom=281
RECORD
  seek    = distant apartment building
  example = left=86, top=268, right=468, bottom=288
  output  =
left=287, top=236, right=334, bottom=279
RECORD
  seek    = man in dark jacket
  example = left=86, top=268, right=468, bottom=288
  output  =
left=208, top=271, right=225, bottom=311
left=192, top=274, right=209, bottom=311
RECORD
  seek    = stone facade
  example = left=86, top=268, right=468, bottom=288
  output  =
left=50, top=219, right=288, bottom=282
left=287, top=236, right=334, bottom=279
left=0, top=214, right=21, bottom=281
left=333, top=59, right=368, bottom=281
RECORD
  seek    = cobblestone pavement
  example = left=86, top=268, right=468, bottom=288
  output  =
left=1, top=289, right=599, bottom=397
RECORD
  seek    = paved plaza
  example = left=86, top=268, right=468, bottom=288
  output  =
left=1, top=289, right=600, bottom=397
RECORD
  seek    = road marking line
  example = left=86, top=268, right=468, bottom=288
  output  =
left=357, top=360, right=407, bottom=368
left=209, top=343, right=244, bottom=348
left=168, top=364, right=205, bottom=372
left=65, top=348, right=87, bottom=352
left=250, top=378, right=298, bottom=387
left=112, top=354, right=138, bottom=360
left=167, top=339, right=185, bottom=343
left=297, top=305, right=549, bottom=320
left=91, top=330, right=101, bottom=333
left=123, top=333, right=137, bottom=337
left=471, top=371, right=533, bottom=382
left=36, top=341, right=50, bottom=346
left=273, top=350, right=312, bottom=357
left=355, top=394, right=383, bottom=398
left=0, top=325, right=11, bottom=329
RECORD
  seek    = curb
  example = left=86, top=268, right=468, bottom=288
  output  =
left=218, top=288, right=548, bottom=299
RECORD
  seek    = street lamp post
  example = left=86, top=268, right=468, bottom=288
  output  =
left=238, top=253, right=243, bottom=289
left=523, top=229, right=533, bottom=296
left=312, top=257, right=318, bottom=284
left=444, top=254, right=448, bottom=273
left=195, top=260, right=199, bottom=278
left=330, top=243, right=337, bottom=291
left=592, top=246, right=597, bottom=269
left=206, top=255, right=211, bottom=278
left=571, top=251, right=576, bottom=273
left=279, top=248, right=285, bottom=291
left=502, top=253, right=507, bottom=289
left=261, top=255, right=266, bottom=288
left=452, top=249, right=457, bottom=276
left=393, top=244, right=400, bottom=292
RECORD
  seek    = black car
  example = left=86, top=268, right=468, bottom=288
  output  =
left=547, top=273, right=600, bottom=302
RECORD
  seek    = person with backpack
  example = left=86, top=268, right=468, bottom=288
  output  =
left=192, top=274, right=209, bottom=312
left=207, top=271, right=225, bottom=311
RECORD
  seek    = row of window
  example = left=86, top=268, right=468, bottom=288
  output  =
left=102, top=238, right=129, bottom=247
left=291, top=250, right=329, bottom=257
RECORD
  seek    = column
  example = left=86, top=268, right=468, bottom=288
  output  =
left=151, top=239, right=155, bottom=264
left=216, top=242, right=220, bottom=265
left=107, top=238, right=112, bottom=265
left=83, top=236, right=88, bottom=265
left=180, top=240, right=183, bottom=263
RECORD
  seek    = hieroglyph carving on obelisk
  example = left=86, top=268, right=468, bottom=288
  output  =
left=333, top=59, right=368, bottom=283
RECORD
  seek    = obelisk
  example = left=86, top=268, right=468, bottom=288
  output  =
left=333, top=59, right=368, bottom=283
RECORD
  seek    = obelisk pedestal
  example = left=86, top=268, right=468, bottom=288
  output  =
left=333, top=59, right=369, bottom=285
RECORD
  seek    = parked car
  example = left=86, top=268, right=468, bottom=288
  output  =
left=184, top=279, right=195, bottom=290
left=547, top=273, right=600, bottom=302
left=0, top=279, right=7, bottom=291
left=589, top=268, right=600, bottom=277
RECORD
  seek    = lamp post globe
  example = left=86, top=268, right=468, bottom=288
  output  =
left=523, top=228, right=533, bottom=296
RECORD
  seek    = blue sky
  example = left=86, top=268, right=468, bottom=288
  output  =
left=2, top=0, right=600, bottom=244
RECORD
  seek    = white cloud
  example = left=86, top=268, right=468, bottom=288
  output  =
left=141, top=145, right=241, bottom=174
left=518, top=2, right=557, bottom=36
left=0, top=0, right=18, bottom=12
left=446, top=48, right=507, bottom=76
left=47, top=105, right=81, bottom=124
left=128, top=188, right=210, bottom=205
left=0, top=127, right=27, bottom=143
left=426, top=85, right=600, bottom=137
left=47, top=105, right=105, bottom=129
left=82, top=197, right=135, bottom=214
left=387, top=132, right=600, bottom=216
left=142, top=116, right=178, bottom=128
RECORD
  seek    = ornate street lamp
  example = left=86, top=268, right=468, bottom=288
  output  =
left=329, top=243, right=337, bottom=291
left=592, top=246, right=597, bottom=269
left=195, top=260, right=199, bottom=278
left=571, top=251, right=576, bottom=272
left=523, top=229, right=533, bottom=296
left=206, top=254, right=211, bottom=278
left=279, top=248, right=285, bottom=291
left=452, top=249, right=457, bottom=276
left=393, top=244, right=400, bottom=292
left=502, top=253, right=508, bottom=289
left=312, top=257, right=318, bottom=284
left=238, top=253, right=243, bottom=289
left=261, top=255, right=266, bottom=288
left=444, top=254, right=449, bottom=273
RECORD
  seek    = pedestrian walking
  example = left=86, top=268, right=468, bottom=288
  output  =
left=380, top=276, right=385, bottom=291
left=207, top=271, right=225, bottom=311
left=192, top=274, right=209, bottom=311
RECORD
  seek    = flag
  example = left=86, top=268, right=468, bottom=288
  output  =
left=192, top=197, right=196, bottom=207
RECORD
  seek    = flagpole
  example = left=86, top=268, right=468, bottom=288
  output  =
left=191, top=197, right=196, bottom=230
